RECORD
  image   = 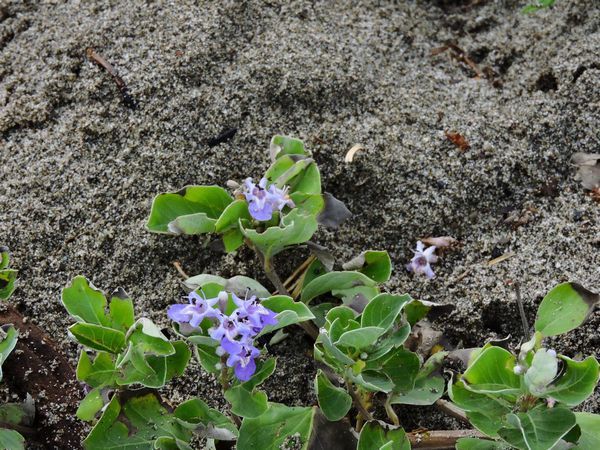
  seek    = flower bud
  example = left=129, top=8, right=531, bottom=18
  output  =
left=513, top=365, right=524, bottom=375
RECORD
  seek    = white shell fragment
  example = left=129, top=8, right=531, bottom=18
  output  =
left=344, top=144, right=365, bottom=163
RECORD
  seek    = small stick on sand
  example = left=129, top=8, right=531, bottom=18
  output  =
left=172, top=261, right=190, bottom=280
left=86, top=47, right=136, bottom=109
left=513, top=282, right=530, bottom=341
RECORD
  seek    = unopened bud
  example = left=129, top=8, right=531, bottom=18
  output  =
left=360, top=352, right=368, bottom=360
left=513, top=365, right=524, bottom=375
left=547, top=349, right=557, bottom=358
left=216, top=346, right=225, bottom=356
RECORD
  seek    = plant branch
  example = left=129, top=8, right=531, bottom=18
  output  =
left=434, top=399, right=469, bottom=424
left=408, top=429, right=487, bottom=449
left=219, top=355, right=241, bottom=427
left=0, top=422, right=36, bottom=437
left=513, top=282, right=530, bottom=341
left=250, top=244, right=319, bottom=339
left=345, top=378, right=373, bottom=431
left=384, top=396, right=400, bottom=426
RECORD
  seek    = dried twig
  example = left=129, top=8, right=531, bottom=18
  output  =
left=172, top=261, right=190, bottom=280
left=434, top=399, right=469, bottom=424
left=409, top=429, right=487, bottom=449
left=513, top=282, right=530, bottom=341
left=431, top=42, right=484, bottom=79
left=487, top=252, right=515, bottom=266
left=86, top=47, right=136, bottom=109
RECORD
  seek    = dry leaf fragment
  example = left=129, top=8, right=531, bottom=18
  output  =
left=344, top=144, right=365, bottom=163
left=487, top=252, right=515, bottom=266
left=572, top=152, right=600, bottom=190
left=421, top=236, right=459, bottom=248
left=445, top=131, right=470, bottom=151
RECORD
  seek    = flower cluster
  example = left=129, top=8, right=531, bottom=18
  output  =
left=406, top=241, right=438, bottom=279
left=243, top=177, right=295, bottom=221
left=168, top=290, right=277, bottom=381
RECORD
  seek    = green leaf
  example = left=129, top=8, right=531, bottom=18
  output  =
left=214, top=199, right=251, bottom=232
left=335, top=327, right=385, bottom=350
left=146, top=185, right=232, bottom=234
left=334, top=286, right=380, bottom=312
left=357, top=421, right=410, bottom=450
left=456, top=438, right=510, bottom=449
left=315, top=370, right=352, bottom=421
left=498, top=406, right=576, bottom=450
left=109, top=289, right=135, bottom=332
left=0, top=429, right=25, bottom=450
left=462, top=346, right=521, bottom=395
left=165, top=341, right=191, bottom=380
left=184, top=274, right=270, bottom=298
left=316, top=332, right=355, bottom=368
left=241, top=209, right=318, bottom=259
left=259, top=295, right=315, bottom=336
left=225, top=385, right=269, bottom=418
left=343, top=251, right=392, bottom=283
left=69, top=323, right=126, bottom=354
left=117, top=345, right=168, bottom=388
left=271, top=158, right=315, bottom=190
left=77, top=388, right=104, bottom=421
left=0, top=269, right=17, bottom=300
left=195, top=344, right=220, bottom=374
left=301, top=271, right=378, bottom=305
left=77, top=351, right=117, bottom=387
left=222, top=228, right=244, bottom=252
left=174, top=398, right=238, bottom=441
left=0, top=405, right=24, bottom=428
left=353, top=371, right=395, bottom=393
left=534, top=283, right=599, bottom=337
left=83, top=392, right=193, bottom=449
left=127, top=318, right=174, bottom=356
left=361, top=294, right=411, bottom=331
left=545, top=355, right=599, bottom=406
left=62, top=276, right=110, bottom=326
left=0, top=247, right=9, bottom=270
left=270, top=135, right=310, bottom=160
left=574, top=413, right=600, bottom=449
left=243, top=358, right=276, bottom=390
left=378, top=348, right=421, bottom=393
left=0, top=325, right=18, bottom=382
left=390, top=374, right=445, bottom=405
left=404, top=300, right=432, bottom=327
left=325, top=306, right=357, bottom=330
left=167, top=212, right=217, bottom=235
left=237, top=403, right=316, bottom=450
left=448, top=379, right=512, bottom=437
left=289, top=192, right=324, bottom=216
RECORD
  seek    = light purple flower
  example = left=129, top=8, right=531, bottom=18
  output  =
left=209, top=311, right=254, bottom=342
left=167, top=291, right=220, bottom=328
left=406, top=241, right=438, bottom=279
left=221, top=338, right=260, bottom=381
left=243, top=177, right=295, bottom=221
left=232, top=293, right=278, bottom=328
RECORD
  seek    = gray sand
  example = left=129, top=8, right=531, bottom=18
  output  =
left=1, top=0, right=599, bottom=445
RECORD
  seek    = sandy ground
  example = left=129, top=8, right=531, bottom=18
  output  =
left=1, top=0, right=599, bottom=447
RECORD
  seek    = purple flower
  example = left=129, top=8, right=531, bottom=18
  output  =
left=406, top=241, right=438, bottom=279
left=232, top=293, right=278, bottom=328
left=209, top=311, right=254, bottom=342
left=221, top=338, right=260, bottom=381
left=167, top=291, right=220, bottom=328
left=243, top=177, right=295, bottom=221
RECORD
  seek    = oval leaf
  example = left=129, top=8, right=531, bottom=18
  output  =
left=535, top=283, right=599, bottom=337
left=315, top=370, right=352, bottom=421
